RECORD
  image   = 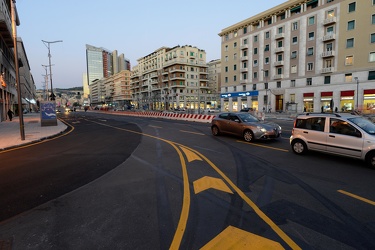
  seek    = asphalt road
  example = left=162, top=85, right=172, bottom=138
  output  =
left=0, top=111, right=374, bottom=249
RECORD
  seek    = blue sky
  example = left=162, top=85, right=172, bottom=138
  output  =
left=17, top=0, right=285, bottom=89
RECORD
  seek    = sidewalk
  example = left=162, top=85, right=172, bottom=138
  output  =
left=0, top=112, right=68, bottom=150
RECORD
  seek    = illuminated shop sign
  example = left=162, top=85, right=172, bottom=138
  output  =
left=220, top=91, right=259, bottom=98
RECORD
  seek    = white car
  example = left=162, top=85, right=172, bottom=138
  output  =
left=290, top=112, right=375, bottom=168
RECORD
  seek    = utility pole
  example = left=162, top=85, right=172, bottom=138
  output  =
left=42, top=65, right=49, bottom=101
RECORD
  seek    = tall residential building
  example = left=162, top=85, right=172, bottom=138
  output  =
left=219, top=0, right=375, bottom=113
left=85, top=44, right=131, bottom=106
left=207, top=59, right=221, bottom=109
left=131, top=45, right=212, bottom=111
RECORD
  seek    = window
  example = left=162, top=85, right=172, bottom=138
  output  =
left=254, top=35, right=258, bottom=42
left=277, top=40, right=283, bottom=48
left=234, top=42, right=237, bottom=48
left=291, top=51, right=297, bottom=59
left=277, top=54, right=283, bottom=61
left=291, top=65, right=297, bottom=73
left=307, top=62, right=314, bottom=71
left=325, top=59, right=332, bottom=68
left=347, top=20, right=355, bottom=30
left=292, top=22, right=298, bottom=30
left=234, top=31, right=238, bottom=37
left=307, top=78, right=312, bottom=86
left=225, top=66, right=228, bottom=72
left=265, top=57, right=269, bottom=64
left=308, top=32, right=315, bottom=40
left=243, top=62, right=247, bottom=68
left=225, top=35, right=229, bottom=41
left=243, top=39, right=248, bottom=45
left=292, top=37, right=298, bottom=44
left=253, top=60, right=258, bottom=66
left=326, top=43, right=333, bottom=51
left=345, top=73, right=353, bottom=82
left=265, top=44, right=270, bottom=51
left=327, top=26, right=334, bottom=34
left=225, top=45, right=228, bottom=51
left=372, top=14, right=375, bottom=25
left=243, top=73, right=247, bottom=80
left=265, top=31, right=270, bottom=39
left=324, top=76, right=331, bottom=84
left=277, top=67, right=283, bottom=75
left=291, top=80, right=296, bottom=87
left=345, top=55, right=354, bottom=65
left=330, top=118, right=357, bottom=136
left=242, top=85, right=246, bottom=91
left=264, top=82, right=268, bottom=89
left=278, top=27, right=283, bottom=34
left=253, top=72, right=258, bottom=79
left=307, top=47, right=314, bottom=56
left=308, top=16, right=315, bottom=25
left=234, top=65, right=237, bottom=71
left=234, top=75, right=237, bottom=82
left=254, top=48, right=258, bottom=54
left=369, top=71, right=375, bottom=80
left=369, top=52, right=375, bottom=62
left=243, top=27, right=247, bottom=34
left=348, top=2, right=356, bottom=13
left=252, top=84, right=256, bottom=90
left=225, top=56, right=228, bottom=62
left=346, top=38, right=354, bottom=48
left=225, top=77, right=228, bottom=83
left=277, top=81, right=281, bottom=88
left=296, top=117, right=326, bottom=132
left=243, top=50, right=247, bottom=57
left=371, top=33, right=375, bottom=43
left=234, top=53, right=237, bottom=60
left=327, top=10, right=335, bottom=18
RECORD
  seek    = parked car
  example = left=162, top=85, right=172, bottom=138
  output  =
left=290, top=112, right=375, bottom=168
left=211, top=112, right=282, bottom=142
left=240, top=107, right=253, bottom=112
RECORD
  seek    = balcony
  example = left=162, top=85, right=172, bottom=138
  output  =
left=273, top=74, right=284, bottom=79
left=321, top=67, right=334, bottom=73
left=321, top=50, right=335, bottom=58
left=274, top=61, right=284, bottom=66
left=240, top=67, right=248, bottom=72
left=275, top=33, right=285, bottom=40
left=241, top=56, right=248, bottom=61
left=322, top=33, right=335, bottom=41
left=274, top=47, right=284, bottom=53
left=323, top=16, right=336, bottom=26
left=240, top=44, right=249, bottom=50
left=240, top=79, right=250, bottom=84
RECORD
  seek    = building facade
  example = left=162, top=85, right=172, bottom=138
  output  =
left=207, top=59, right=221, bottom=109
left=131, top=45, right=213, bottom=112
left=219, top=0, right=375, bottom=113
left=86, top=44, right=131, bottom=106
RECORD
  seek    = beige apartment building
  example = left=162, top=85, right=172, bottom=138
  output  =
left=219, top=0, right=375, bottom=113
left=131, top=45, right=214, bottom=112
left=207, top=59, right=221, bottom=109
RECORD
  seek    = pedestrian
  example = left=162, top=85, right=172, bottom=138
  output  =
left=7, top=109, right=14, bottom=121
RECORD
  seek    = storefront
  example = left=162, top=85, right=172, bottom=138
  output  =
left=303, top=93, right=314, bottom=112
left=221, top=91, right=259, bottom=112
left=320, top=91, right=333, bottom=112
left=363, top=89, right=375, bottom=112
left=340, top=90, right=354, bottom=112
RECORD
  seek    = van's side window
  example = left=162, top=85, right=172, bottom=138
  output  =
left=296, top=118, right=325, bottom=131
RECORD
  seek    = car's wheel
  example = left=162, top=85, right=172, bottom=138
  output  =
left=212, top=126, right=220, bottom=136
left=291, top=139, right=307, bottom=155
left=365, top=151, right=375, bottom=169
left=243, top=130, right=254, bottom=142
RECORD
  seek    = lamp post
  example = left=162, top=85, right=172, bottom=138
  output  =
left=42, top=40, right=62, bottom=101
left=354, top=77, right=359, bottom=110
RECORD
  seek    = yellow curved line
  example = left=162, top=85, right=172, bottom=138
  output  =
left=0, top=118, right=74, bottom=154
left=176, top=143, right=301, bottom=250
left=87, top=119, right=300, bottom=249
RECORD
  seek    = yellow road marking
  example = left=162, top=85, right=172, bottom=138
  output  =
left=201, top=225, right=283, bottom=250
left=193, top=177, right=233, bottom=195
left=179, top=146, right=202, bottom=162
left=338, top=190, right=375, bottom=206
left=149, top=125, right=162, bottom=129
left=180, top=130, right=205, bottom=136
left=237, top=140, right=289, bottom=152
left=87, top=119, right=300, bottom=250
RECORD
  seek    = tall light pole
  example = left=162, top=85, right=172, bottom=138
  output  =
left=354, top=77, right=359, bottom=110
left=41, top=64, right=49, bottom=101
left=42, top=40, right=62, bottom=101
left=11, top=0, right=25, bottom=140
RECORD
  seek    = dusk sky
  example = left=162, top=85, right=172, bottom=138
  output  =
left=17, top=0, right=285, bottom=89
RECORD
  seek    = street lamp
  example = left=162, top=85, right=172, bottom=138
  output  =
left=42, top=40, right=63, bottom=101
left=354, top=77, right=359, bottom=110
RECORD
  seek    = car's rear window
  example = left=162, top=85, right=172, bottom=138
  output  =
left=295, top=117, right=326, bottom=131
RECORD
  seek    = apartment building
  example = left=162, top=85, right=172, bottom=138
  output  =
left=207, top=59, right=221, bottom=109
left=131, top=45, right=212, bottom=111
left=219, top=0, right=375, bottom=113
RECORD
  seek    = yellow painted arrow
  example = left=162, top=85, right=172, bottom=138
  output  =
left=201, top=226, right=284, bottom=250
left=180, top=146, right=203, bottom=162
left=193, top=176, right=233, bottom=195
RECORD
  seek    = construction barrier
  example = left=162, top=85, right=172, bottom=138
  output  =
left=104, top=111, right=216, bottom=123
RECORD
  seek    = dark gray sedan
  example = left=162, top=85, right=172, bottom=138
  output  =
left=211, top=112, right=282, bottom=142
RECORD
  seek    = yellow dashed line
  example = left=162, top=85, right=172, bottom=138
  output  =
left=338, top=190, right=375, bottom=206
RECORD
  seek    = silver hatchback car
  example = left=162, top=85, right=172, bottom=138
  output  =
left=290, top=112, right=375, bottom=168
left=211, top=112, right=282, bottom=142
